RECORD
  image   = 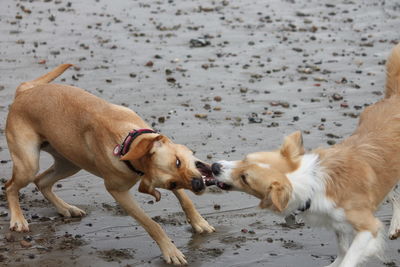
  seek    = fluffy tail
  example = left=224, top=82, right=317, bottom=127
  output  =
left=16, top=64, right=73, bottom=95
left=385, top=43, right=400, bottom=98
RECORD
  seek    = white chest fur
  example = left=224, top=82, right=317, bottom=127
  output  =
left=286, top=154, right=352, bottom=233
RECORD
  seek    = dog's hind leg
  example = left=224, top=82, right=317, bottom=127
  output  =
left=34, top=145, right=84, bottom=217
left=388, top=183, right=400, bottom=240
left=340, top=211, right=384, bottom=267
left=5, top=125, right=41, bottom=232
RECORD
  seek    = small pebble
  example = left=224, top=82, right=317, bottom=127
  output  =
left=166, top=77, right=176, bottom=83
left=332, top=93, right=343, bottom=101
left=214, top=96, right=222, bottom=102
left=195, top=113, right=208, bottom=119
left=340, top=102, right=349, bottom=108
left=5, top=233, right=15, bottom=242
left=20, top=240, right=32, bottom=248
left=23, top=235, right=33, bottom=242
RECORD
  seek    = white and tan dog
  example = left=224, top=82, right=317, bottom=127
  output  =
left=5, top=65, right=215, bottom=265
left=211, top=43, right=400, bottom=267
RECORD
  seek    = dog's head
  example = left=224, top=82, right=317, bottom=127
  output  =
left=120, top=133, right=212, bottom=201
left=211, top=131, right=305, bottom=212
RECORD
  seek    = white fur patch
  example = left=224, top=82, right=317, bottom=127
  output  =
left=256, top=163, right=270, bottom=169
left=285, top=154, right=346, bottom=227
left=214, top=160, right=238, bottom=184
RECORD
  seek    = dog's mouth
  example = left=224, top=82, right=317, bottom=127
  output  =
left=215, top=181, right=232, bottom=190
left=195, top=161, right=213, bottom=185
left=195, top=161, right=232, bottom=190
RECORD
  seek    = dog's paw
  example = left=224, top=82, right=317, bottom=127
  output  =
left=389, top=228, right=400, bottom=240
left=161, top=244, right=187, bottom=265
left=190, top=217, right=215, bottom=234
left=58, top=205, right=86, bottom=218
left=9, top=217, right=29, bottom=232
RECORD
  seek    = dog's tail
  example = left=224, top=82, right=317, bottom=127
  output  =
left=385, top=43, right=400, bottom=98
left=16, top=64, right=73, bottom=95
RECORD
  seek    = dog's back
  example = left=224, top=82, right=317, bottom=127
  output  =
left=7, top=65, right=146, bottom=174
left=320, top=43, right=400, bottom=206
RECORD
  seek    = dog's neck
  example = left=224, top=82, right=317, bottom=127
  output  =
left=284, top=153, right=327, bottom=215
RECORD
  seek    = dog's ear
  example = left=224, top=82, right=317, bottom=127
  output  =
left=120, top=134, right=166, bottom=161
left=139, top=177, right=161, bottom=202
left=259, top=181, right=291, bottom=212
left=280, top=131, right=305, bottom=160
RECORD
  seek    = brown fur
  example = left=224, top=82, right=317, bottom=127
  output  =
left=5, top=65, right=215, bottom=265
left=316, top=93, right=400, bottom=234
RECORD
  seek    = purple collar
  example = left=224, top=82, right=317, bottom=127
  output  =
left=114, top=129, right=156, bottom=176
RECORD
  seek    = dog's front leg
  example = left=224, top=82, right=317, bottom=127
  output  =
left=173, top=189, right=215, bottom=233
left=107, top=188, right=187, bottom=265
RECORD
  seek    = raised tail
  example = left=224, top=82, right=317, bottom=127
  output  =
left=385, top=43, right=400, bottom=98
left=16, top=64, right=73, bottom=95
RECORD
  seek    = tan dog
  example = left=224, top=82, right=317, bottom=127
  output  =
left=5, top=65, right=215, bottom=265
left=211, top=43, right=400, bottom=267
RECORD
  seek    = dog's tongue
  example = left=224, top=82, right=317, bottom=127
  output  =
left=202, top=176, right=231, bottom=190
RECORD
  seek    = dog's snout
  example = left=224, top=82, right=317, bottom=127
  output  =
left=211, top=163, right=222, bottom=176
left=191, top=178, right=205, bottom=192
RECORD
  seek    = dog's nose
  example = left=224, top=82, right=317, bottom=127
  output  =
left=191, top=178, right=205, bottom=192
left=211, top=163, right=222, bottom=176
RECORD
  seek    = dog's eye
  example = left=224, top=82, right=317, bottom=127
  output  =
left=176, top=158, right=181, bottom=168
left=240, top=174, right=248, bottom=185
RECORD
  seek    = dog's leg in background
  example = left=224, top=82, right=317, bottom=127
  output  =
left=5, top=125, right=41, bottom=232
left=34, top=146, right=85, bottom=217
left=106, top=187, right=187, bottom=265
left=388, top=184, right=400, bottom=239
left=325, top=231, right=352, bottom=267
left=173, top=189, right=215, bottom=233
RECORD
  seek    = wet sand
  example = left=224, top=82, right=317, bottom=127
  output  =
left=0, top=0, right=399, bottom=266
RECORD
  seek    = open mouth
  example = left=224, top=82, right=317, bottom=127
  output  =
left=195, top=161, right=232, bottom=190
left=195, top=161, right=214, bottom=185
